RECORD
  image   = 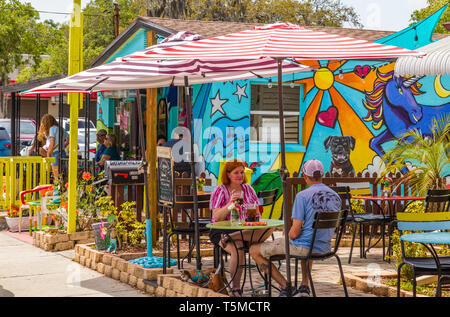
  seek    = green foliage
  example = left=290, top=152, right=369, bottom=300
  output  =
left=350, top=199, right=366, bottom=214
left=100, top=200, right=146, bottom=249
left=244, top=0, right=362, bottom=27
left=380, top=116, right=450, bottom=196
left=17, top=22, right=68, bottom=82
left=0, top=0, right=43, bottom=90
left=410, top=0, right=449, bottom=34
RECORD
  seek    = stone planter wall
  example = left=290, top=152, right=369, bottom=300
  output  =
left=74, top=244, right=228, bottom=297
left=344, top=272, right=428, bottom=297
left=33, top=230, right=94, bottom=251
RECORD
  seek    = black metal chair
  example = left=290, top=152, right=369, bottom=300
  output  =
left=267, top=209, right=349, bottom=297
left=257, top=188, right=280, bottom=220
left=330, top=186, right=376, bottom=264
left=167, top=193, right=211, bottom=269
left=424, top=189, right=450, bottom=212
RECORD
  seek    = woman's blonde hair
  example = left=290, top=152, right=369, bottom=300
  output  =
left=221, top=159, right=247, bottom=185
left=106, top=134, right=117, bottom=147
left=37, top=114, right=58, bottom=142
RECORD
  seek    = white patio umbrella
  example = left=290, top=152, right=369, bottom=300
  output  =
left=23, top=31, right=309, bottom=94
left=395, top=36, right=450, bottom=77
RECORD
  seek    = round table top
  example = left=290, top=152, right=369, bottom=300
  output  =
left=401, top=232, right=450, bottom=244
left=206, top=219, right=284, bottom=230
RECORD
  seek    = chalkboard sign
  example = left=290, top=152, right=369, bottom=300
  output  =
left=157, top=146, right=174, bottom=206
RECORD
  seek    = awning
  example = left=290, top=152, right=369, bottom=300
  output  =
left=394, top=36, right=450, bottom=77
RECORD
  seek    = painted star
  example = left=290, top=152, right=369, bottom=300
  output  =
left=210, top=91, right=228, bottom=117
left=233, top=83, right=248, bottom=103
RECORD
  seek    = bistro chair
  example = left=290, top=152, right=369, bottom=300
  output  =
left=167, top=193, right=211, bottom=269
left=257, top=188, right=280, bottom=220
left=267, top=209, right=349, bottom=297
left=424, top=189, right=450, bottom=213
left=396, top=212, right=450, bottom=297
left=330, top=186, right=361, bottom=264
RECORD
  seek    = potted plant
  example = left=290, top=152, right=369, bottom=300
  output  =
left=196, top=177, right=206, bottom=193
left=379, top=116, right=450, bottom=196
left=380, top=176, right=393, bottom=197
left=5, top=204, right=30, bottom=232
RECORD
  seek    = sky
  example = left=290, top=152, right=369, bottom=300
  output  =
left=21, top=0, right=430, bottom=32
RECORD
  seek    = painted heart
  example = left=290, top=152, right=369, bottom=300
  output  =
left=354, top=65, right=371, bottom=78
left=317, top=106, right=338, bottom=128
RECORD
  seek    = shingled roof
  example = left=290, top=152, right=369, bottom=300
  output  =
left=91, top=16, right=449, bottom=67
left=140, top=16, right=449, bottom=42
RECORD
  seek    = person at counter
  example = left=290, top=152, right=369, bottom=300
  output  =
left=95, top=129, right=107, bottom=163
left=98, top=134, right=120, bottom=167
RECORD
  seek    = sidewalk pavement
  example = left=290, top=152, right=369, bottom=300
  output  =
left=0, top=231, right=151, bottom=297
left=0, top=229, right=397, bottom=297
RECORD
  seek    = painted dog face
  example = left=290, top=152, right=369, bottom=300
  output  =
left=324, top=136, right=355, bottom=165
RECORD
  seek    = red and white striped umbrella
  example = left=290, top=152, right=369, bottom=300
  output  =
left=21, top=31, right=310, bottom=95
left=125, top=22, right=425, bottom=60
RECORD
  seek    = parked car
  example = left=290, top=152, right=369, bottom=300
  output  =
left=0, top=127, right=11, bottom=156
left=57, top=117, right=97, bottom=160
left=0, top=119, right=36, bottom=151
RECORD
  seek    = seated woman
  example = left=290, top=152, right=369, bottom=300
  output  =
left=209, top=159, right=273, bottom=297
left=98, top=134, right=120, bottom=167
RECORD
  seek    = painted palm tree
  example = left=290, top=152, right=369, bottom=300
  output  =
left=380, top=116, right=450, bottom=196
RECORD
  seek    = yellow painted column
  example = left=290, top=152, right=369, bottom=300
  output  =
left=67, top=0, right=83, bottom=233
left=146, top=31, right=158, bottom=245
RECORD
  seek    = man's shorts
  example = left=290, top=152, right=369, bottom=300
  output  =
left=260, top=237, right=310, bottom=259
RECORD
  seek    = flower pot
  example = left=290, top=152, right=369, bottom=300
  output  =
left=5, top=216, right=30, bottom=232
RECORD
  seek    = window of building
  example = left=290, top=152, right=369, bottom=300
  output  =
left=250, top=84, right=301, bottom=144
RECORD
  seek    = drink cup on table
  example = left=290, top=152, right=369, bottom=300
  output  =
left=245, top=204, right=259, bottom=222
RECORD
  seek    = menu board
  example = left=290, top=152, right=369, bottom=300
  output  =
left=157, top=146, right=174, bottom=206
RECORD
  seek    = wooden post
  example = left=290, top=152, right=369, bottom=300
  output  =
left=146, top=31, right=158, bottom=245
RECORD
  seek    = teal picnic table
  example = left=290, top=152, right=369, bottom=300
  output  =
left=207, top=219, right=284, bottom=296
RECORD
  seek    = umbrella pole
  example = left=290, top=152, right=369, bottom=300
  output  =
left=276, top=58, right=292, bottom=296
left=135, top=90, right=151, bottom=242
left=184, top=76, right=202, bottom=271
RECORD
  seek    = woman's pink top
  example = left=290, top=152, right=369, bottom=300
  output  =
left=209, top=184, right=259, bottom=222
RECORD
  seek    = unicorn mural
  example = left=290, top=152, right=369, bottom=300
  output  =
left=364, top=70, right=450, bottom=158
